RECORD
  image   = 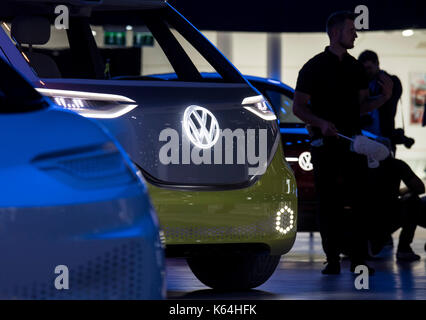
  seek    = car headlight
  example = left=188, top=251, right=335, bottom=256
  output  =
left=36, top=88, right=137, bottom=119
left=32, top=142, right=138, bottom=189
left=242, top=95, right=277, bottom=121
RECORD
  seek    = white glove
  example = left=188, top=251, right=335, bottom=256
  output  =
left=352, top=135, right=390, bottom=161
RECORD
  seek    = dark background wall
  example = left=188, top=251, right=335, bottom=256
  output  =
left=169, top=0, right=426, bottom=32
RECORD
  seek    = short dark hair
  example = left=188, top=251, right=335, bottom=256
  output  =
left=358, top=50, right=379, bottom=64
left=326, top=11, right=355, bottom=35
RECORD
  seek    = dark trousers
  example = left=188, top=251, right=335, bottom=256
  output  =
left=391, top=195, right=426, bottom=250
left=311, top=140, right=369, bottom=263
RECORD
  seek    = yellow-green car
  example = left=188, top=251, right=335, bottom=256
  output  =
left=148, top=141, right=297, bottom=290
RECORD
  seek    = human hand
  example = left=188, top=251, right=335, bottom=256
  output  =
left=319, top=120, right=338, bottom=137
left=306, top=124, right=314, bottom=136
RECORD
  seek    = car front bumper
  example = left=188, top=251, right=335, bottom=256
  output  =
left=148, top=143, right=298, bottom=256
left=0, top=195, right=165, bottom=300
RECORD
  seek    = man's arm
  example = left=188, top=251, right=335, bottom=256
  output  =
left=293, top=91, right=338, bottom=136
left=359, top=73, right=394, bottom=114
left=400, top=177, right=426, bottom=196
left=380, top=76, right=402, bottom=138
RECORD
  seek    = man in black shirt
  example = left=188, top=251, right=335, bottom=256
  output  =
left=358, top=50, right=403, bottom=154
left=293, top=11, right=393, bottom=274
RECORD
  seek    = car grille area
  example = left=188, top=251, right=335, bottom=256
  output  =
left=0, top=240, right=153, bottom=300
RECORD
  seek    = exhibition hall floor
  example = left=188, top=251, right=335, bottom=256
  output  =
left=167, top=230, right=426, bottom=300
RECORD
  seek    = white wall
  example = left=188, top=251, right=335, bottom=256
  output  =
left=231, top=32, right=268, bottom=77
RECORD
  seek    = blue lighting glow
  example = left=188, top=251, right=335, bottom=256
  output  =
left=267, top=79, right=282, bottom=85
left=280, top=128, right=309, bottom=135
left=281, top=107, right=287, bottom=114
left=361, top=130, right=379, bottom=139
left=79, top=220, right=150, bottom=240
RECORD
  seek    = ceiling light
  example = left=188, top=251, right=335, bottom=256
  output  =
left=402, top=29, right=414, bottom=37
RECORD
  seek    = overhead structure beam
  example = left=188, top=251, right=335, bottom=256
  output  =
left=169, top=0, right=426, bottom=32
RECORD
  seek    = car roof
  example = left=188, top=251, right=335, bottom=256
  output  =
left=202, top=72, right=295, bottom=93
left=151, top=72, right=295, bottom=92
left=242, top=75, right=294, bottom=93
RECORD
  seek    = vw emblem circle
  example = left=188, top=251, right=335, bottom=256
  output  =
left=298, top=151, right=313, bottom=171
left=183, top=105, right=220, bottom=149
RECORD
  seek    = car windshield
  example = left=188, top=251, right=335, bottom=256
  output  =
left=1, top=8, right=241, bottom=83
left=0, top=57, right=46, bottom=113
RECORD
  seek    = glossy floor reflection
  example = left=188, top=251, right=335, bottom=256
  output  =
left=167, top=230, right=426, bottom=299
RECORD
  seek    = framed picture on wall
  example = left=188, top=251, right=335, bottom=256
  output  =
left=409, top=72, right=426, bottom=125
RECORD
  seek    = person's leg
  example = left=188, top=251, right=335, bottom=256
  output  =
left=343, top=152, right=375, bottom=273
left=396, top=195, right=424, bottom=261
left=369, top=200, right=399, bottom=255
left=311, top=146, right=342, bottom=273
left=398, top=225, right=417, bottom=252
left=363, top=168, right=389, bottom=256
left=317, top=190, right=342, bottom=262
left=417, top=196, right=426, bottom=228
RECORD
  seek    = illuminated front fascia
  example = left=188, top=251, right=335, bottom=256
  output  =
left=286, top=152, right=313, bottom=171
left=242, top=95, right=277, bottom=121
left=36, top=88, right=138, bottom=119
left=285, top=157, right=299, bottom=162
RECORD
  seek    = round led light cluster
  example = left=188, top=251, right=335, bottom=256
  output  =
left=275, top=205, right=295, bottom=234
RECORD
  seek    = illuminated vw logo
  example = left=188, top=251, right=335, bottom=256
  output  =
left=183, top=105, right=220, bottom=149
left=298, top=151, right=313, bottom=171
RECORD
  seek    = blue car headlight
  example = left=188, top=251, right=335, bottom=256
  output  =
left=32, top=142, right=138, bottom=189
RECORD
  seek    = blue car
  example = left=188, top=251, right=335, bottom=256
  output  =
left=0, top=57, right=165, bottom=299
